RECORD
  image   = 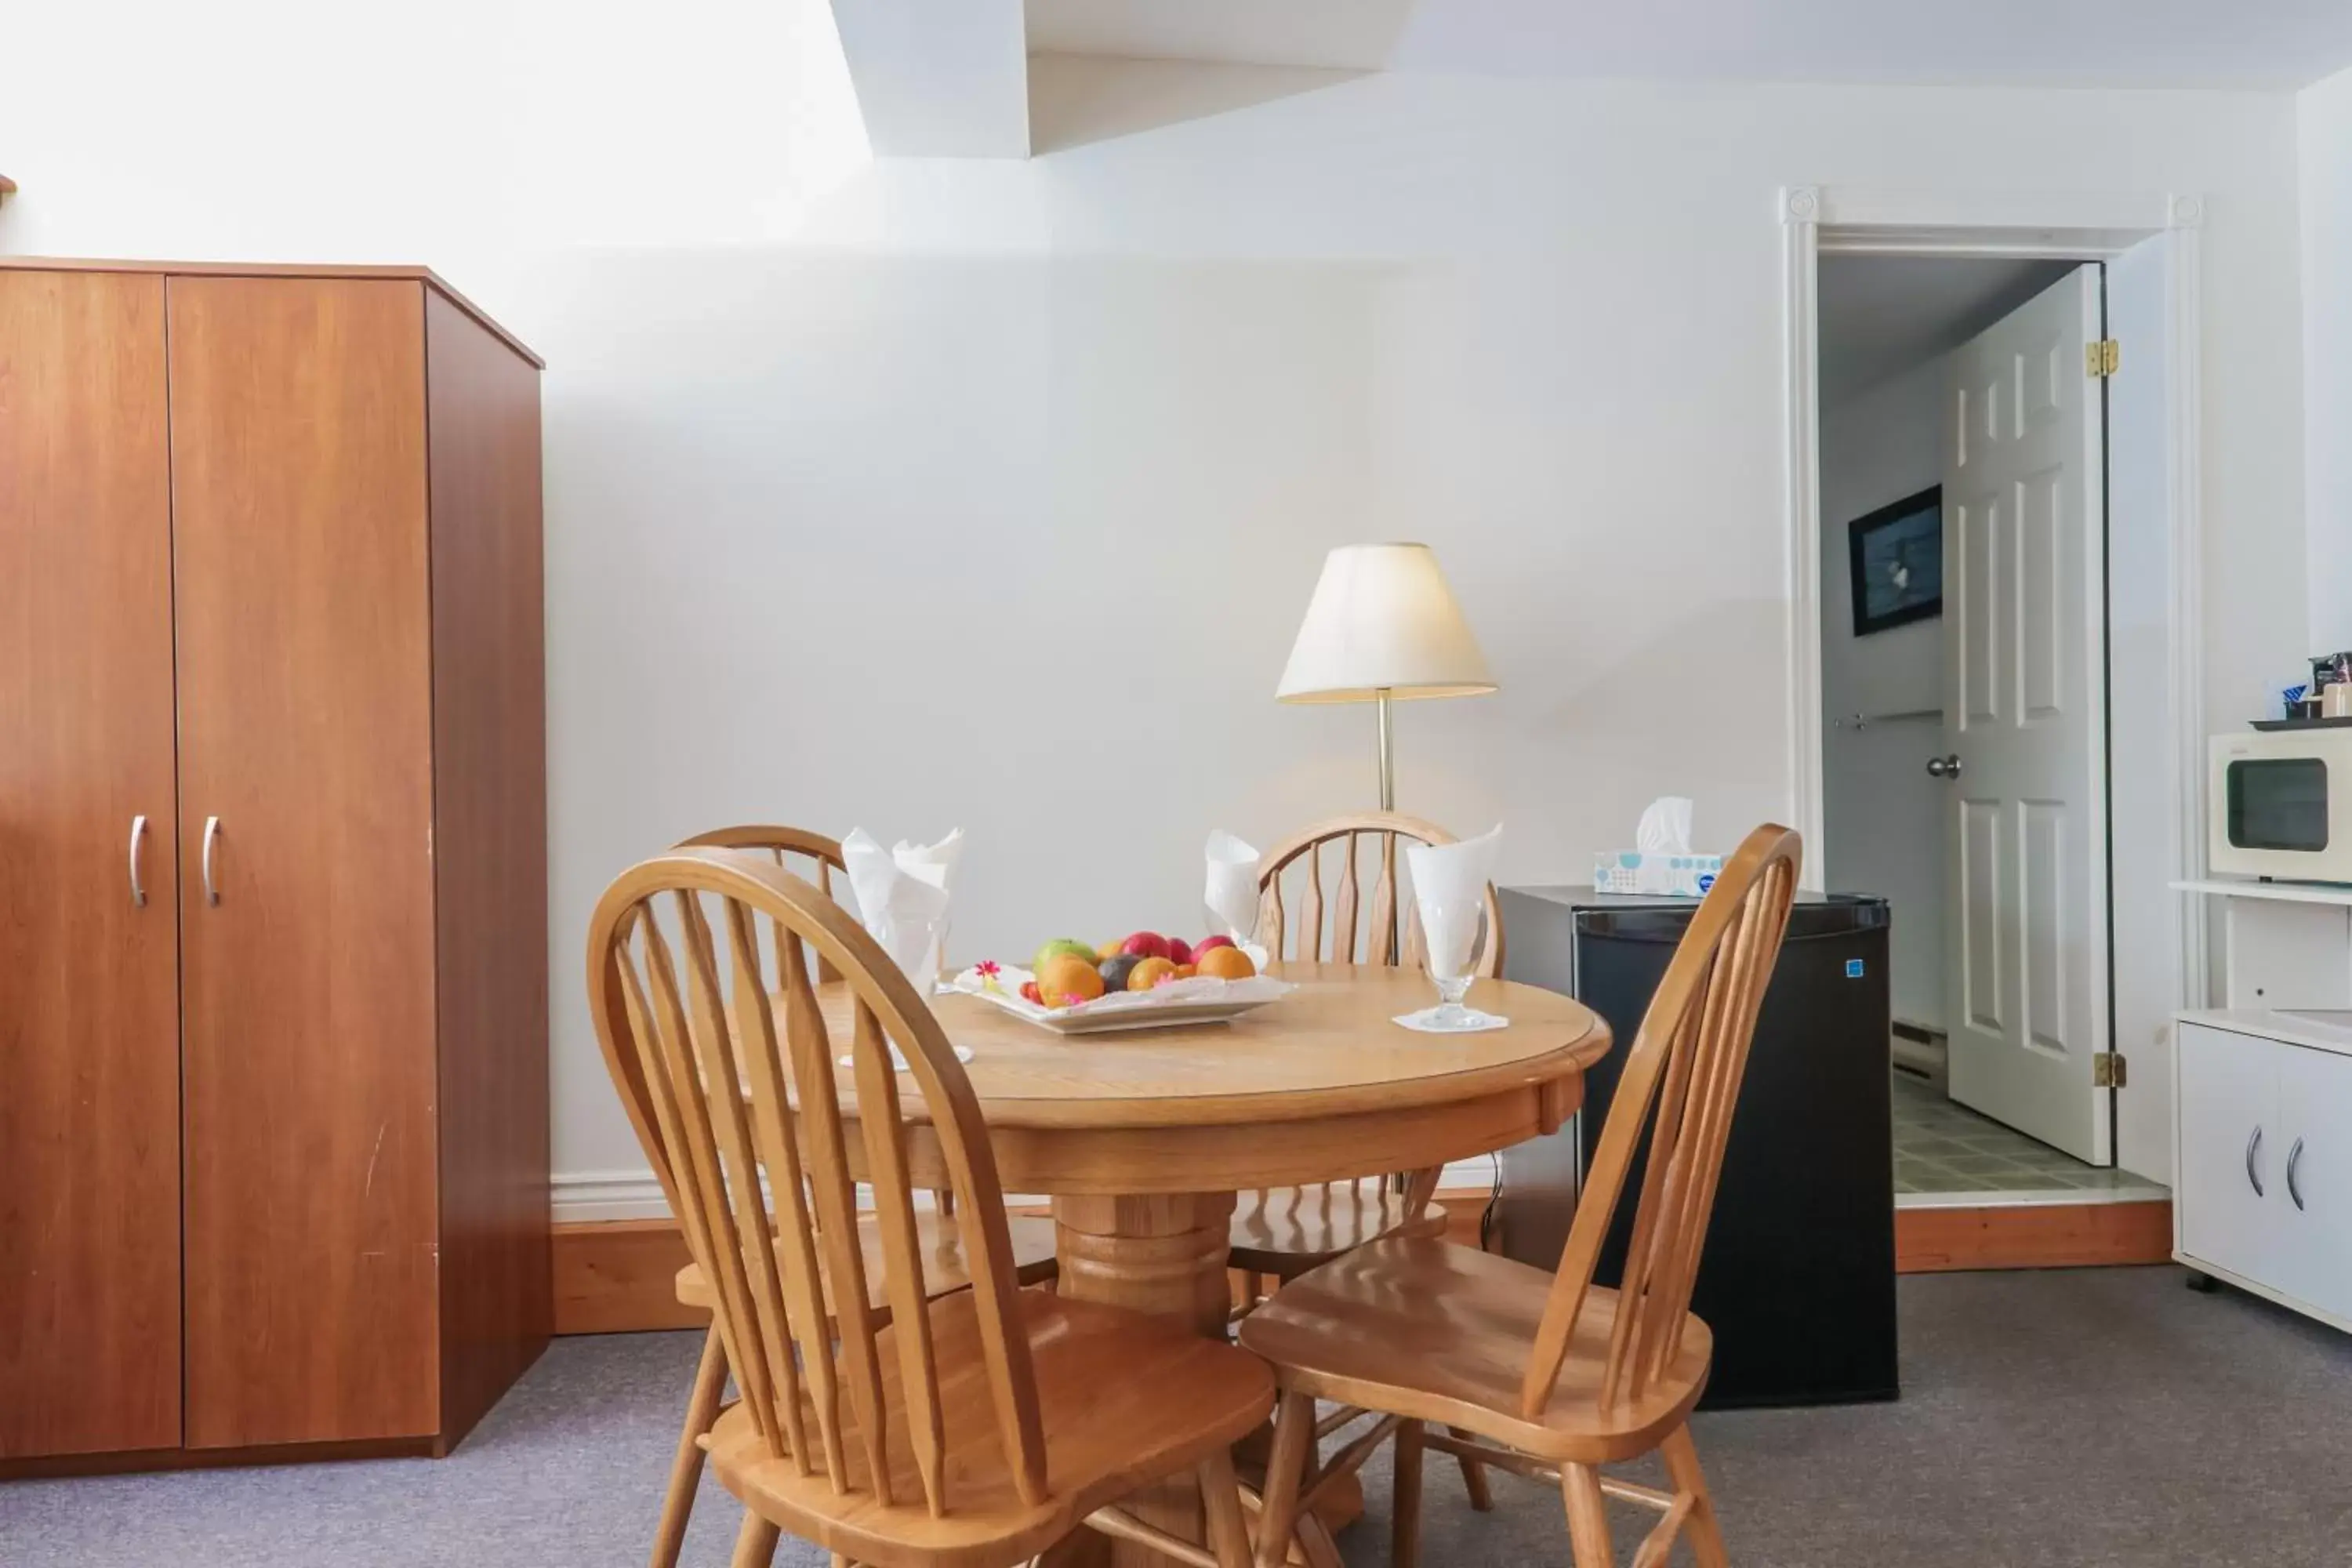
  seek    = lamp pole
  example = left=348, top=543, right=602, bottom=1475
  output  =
left=1376, top=687, right=1396, bottom=811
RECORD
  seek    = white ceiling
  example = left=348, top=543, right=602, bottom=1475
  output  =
left=832, top=0, right=1030, bottom=157
left=1025, top=0, right=2352, bottom=89
left=1817, top=256, right=2077, bottom=406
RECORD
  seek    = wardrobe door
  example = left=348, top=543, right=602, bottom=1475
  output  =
left=0, top=270, right=183, bottom=1457
left=169, top=277, right=441, bottom=1447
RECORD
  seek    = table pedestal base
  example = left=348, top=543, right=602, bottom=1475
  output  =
left=1038, top=1192, right=1354, bottom=1568
left=1042, top=1192, right=1235, bottom=1568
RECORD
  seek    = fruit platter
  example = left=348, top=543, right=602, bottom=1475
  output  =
left=951, top=931, right=1292, bottom=1036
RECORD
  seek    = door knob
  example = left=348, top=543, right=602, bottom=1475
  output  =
left=1926, top=754, right=1963, bottom=779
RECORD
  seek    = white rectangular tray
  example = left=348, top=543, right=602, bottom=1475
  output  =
left=948, top=964, right=1293, bottom=1036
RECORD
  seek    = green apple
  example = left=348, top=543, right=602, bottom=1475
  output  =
left=1033, top=938, right=1096, bottom=974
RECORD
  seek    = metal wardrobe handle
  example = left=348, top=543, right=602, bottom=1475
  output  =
left=2246, top=1126, right=2265, bottom=1198
left=201, top=815, right=223, bottom=906
left=2288, top=1137, right=2306, bottom=1212
left=129, top=815, right=148, bottom=907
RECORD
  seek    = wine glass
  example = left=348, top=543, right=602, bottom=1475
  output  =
left=1418, top=898, right=1483, bottom=1029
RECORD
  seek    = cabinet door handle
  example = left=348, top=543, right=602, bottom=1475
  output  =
left=129, top=815, right=148, bottom=907
left=2288, top=1137, right=2307, bottom=1212
left=201, top=815, right=223, bottom=906
left=2247, top=1126, right=2265, bottom=1198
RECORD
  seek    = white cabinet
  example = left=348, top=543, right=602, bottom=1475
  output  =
left=2175, top=1014, right=2352, bottom=1330
left=2176, top=1023, right=2278, bottom=1286
left=2276, top=1045, right=2352, bottom=1319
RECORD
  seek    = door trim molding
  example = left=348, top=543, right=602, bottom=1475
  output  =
left=1778, top=183, right=2208, bottom=1172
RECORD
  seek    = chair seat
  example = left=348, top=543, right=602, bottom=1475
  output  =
left=675, top=1210, right=1059, bottom=1314
left=1236, top=1236, right=1713, bottom=1466
left=1228, top=1185, right=1448, bottom=1279
left=704, top=1287, right=1273, bottom=1568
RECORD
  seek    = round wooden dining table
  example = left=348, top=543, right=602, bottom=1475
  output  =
left=889, top=961, right=1613, bottom=1568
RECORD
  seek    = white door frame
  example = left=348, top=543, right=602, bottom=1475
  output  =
left=1778, top=184, right=2209, bottom=1174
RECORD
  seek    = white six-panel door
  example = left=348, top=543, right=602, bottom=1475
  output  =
left=1940, top=266, right=2111, bottom=1163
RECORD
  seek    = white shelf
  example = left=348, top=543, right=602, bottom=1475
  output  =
left=2180, top=1008, right=2352, bottom=1059
left=2171, top=879, right=2352, bottom=907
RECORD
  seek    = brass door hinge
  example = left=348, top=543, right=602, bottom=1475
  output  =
left=2085, top=339, right=2121, bottom=378
left=2093, top=1051, right=2128, bottom=1088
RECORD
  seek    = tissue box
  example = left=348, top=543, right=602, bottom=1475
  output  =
left=1594, top=851, right=1724, bottom=898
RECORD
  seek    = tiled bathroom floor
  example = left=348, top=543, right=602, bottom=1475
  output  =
left=1890, top=1070, right=2168, bottom=1202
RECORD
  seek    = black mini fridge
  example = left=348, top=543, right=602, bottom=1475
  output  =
left=1496, top=887, right=1898, bottom=1408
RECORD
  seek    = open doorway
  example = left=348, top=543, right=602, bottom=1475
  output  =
left=1815, top=252, right=2169, bottom=1213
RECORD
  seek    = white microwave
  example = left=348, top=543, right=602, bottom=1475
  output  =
left=2209, top=729, right=2352, bottom=882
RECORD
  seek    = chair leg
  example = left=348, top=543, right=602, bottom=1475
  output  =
left=729, top=1510, right=779, bottom=1568
left=1560, top=1463, right=1614, bottom=1568
left=1661, top=1423, right=1730, bottom=1568
left=1450, top=1425, right=1494, bottom=1512
left=652, top=1323, right=730, bottom=1568
left=1390, top=1419, right=1425, bottom=1568
left=1198, top=1446, right=1254, bottom=1568
left=1251, top=1389, right=1318, bottom=1568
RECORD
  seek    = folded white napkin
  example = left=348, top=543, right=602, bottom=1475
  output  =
left=1406, top=825, right=1500, bottom=982
left=890, top=828, right=962, bottom=981
left=842, top=827, right=953, bottom=993
left=1203, top=830, right=1262, bottom=944
left=890, top=827, right=964, bottom=894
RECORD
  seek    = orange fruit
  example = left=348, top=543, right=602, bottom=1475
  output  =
left=1096, top=938, right=1124, bottom=960
left=1195, top=946, right=1255, bottom=980
left=1038, top=953, right=1105, bottom=1006
left=1174, top=964, right=1196, bottom=979
left=1126, top=956, right=1178, bottom=991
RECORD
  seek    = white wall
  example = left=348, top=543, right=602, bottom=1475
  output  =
left=2305, top=66, right=2352, bottom=651
left=0, top=12, right=2311, bottom=1207
left=1819, top=354, right=1950, bottom=1032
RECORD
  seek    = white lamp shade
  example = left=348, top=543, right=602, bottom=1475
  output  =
left=1276, top=543, right=1497, bottom=703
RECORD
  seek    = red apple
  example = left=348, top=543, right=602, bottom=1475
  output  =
left=1194, top=935, right=1236, bottom=956
left=1167, top=936, right=1193, bottom=966
left=1120, top=931, right=1171, bottom=960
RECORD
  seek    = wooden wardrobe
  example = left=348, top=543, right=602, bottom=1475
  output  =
left=0, top=260, right=550, bottom=1468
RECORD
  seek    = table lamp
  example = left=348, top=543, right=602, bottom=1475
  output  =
left=1276, top=543, right=1496, bottom=809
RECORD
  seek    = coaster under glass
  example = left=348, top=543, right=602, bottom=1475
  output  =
left=1392, top=1006, right=1510, bottom=1034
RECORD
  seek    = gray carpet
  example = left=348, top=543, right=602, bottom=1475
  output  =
left=8, top=1267, right=2350, bottom=1566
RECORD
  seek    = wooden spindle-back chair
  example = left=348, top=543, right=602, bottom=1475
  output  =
left=1235, top=813, right=1508, bottom=1509
left=639, top=827, right=1057, bottom=1568
left=1237, top=824, right=1802, bottom=1568
left=588, top=850, right=1272, bottom=1568
left=1233, top=813, right=1505, bottom=1291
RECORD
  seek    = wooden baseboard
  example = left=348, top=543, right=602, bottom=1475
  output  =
left=553, top=1192, right=1498, bottom=1337
left=1893, top=1199, right=2172, bottom=1273
left=555, top=1192, right=2166, bottom=1334
left=552, top=1218, right=706, bottom=1335
left=0, top=1435, right=438, bottom=1480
